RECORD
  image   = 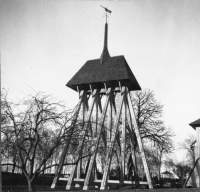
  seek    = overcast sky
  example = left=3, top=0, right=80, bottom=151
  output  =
left=1, top=0, right=200, bottom=162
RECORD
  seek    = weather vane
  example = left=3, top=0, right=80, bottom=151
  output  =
left=100, top=5, right=112, bottom=23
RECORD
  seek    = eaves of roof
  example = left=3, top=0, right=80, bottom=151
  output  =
left=189, top=118, right=200, bottom=130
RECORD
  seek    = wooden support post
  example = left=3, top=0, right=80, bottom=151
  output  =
left=196, top=127, right=200, bottom=187
left=197, top=127, right=200, bottom=160
left=51, top=90, right=84, bottom=189
left=121, top=88, right=126, bottom=184
left=126, top=88, right=153, bottom=189
left=83, top=88, right=112, bottom=190
left=77, top=93, right=87, bottom=181
left=100, top=86, right=125, bottom=190
left=66, top=89, right=97, bottom=190
left=98, top=93, right=103, bottom=113
left=102, top=129, right=107, bottom=148
left=126, top=102, right=139, bottom=186
left=95, top=94, right=98, bottom=137
left=106, top=91, right=113, bottom=181
left=93, top=159, right=97, bottom=180
left=85, top=156, right=91, bottom=176
left=108, top=91, right=113, bottom=141
left=95, top=92, right=102, bottom=137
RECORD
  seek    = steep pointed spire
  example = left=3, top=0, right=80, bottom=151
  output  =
left=100, top=23, right=110, bottom=65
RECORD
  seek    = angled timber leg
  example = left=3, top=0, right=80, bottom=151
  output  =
left=100, top=86, right=125, bottom=190
left=66, top=89, right=97, bottom=190
left=83, top=88, right=112, bottom=190
left=126, top=88, right=153, bottom=189
left=126, top=101, right=139, bottom=187
left=51, top=90, right=84, bottom=189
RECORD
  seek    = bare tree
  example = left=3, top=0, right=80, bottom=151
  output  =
left=1, top=92, right=80, bottom=191
left=179, top=135, right=196, bottom=167
left=131, top=90, right=173, bottom=144
left=173, top=161, right=191, bottom=180
left=131, top=89, right=174, bottom=180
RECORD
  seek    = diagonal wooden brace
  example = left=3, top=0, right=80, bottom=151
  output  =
left=126, top=102, right=139, bottom=186
left=126, top=88, right=153, bottom=189
left=100, top=86, right=125, bottom=190
left=51, top=90, right=85, bottom=189
left=83, top=88, right=112, bottom=190
left=66, top=89, right=98, bottom=190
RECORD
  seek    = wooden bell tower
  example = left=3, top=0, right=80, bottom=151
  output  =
left=51, top=8, right=153, bottom=190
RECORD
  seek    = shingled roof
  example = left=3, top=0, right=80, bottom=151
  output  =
left=189, top=118, right=200, bottom=130
left=66, top=23, right=141, bottom=92
left=66, top=55, right=141, bottom=92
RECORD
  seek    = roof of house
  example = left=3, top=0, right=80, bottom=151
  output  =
left=66, top=55, right=141, bottom=92
left=189, top=118, right=200, bottom=130
left=161, top=171, right=173, bottom=175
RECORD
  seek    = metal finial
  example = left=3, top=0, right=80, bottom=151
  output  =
left=100, top=5, right=112, bottom=23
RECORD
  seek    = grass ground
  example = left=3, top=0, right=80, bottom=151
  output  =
left=2, top=186, right=200, bottom=192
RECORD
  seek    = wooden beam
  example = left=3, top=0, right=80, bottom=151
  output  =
left=93, top=158, right=97, bottom=180
left=95, top=92, right=99, bottom=137
left=76, top=86, right=80, bottom=97
left=98, top=92, right=102, bottom=113
left=106, top=90, right=114, bottom=181
left=118, top=81, right=122, bottom=92
left=95, top=91, right=102, bottom=137
left=196, top=127, right=200, bottom=187
left=100, top=86, right=125, bottom=190
left=83, top=88, right=112, bottom=190
left=121, top=88, right=126, bottom=184
left=101, top=89, right=107, bottom=147
left=61, top=178, right=150, bottom=185
left=77, top=93, right=88, bottom=181
left=126, top=88, right=153, bottom=189
left=126, top=102, right=139, bottom=187
left=66, top=89, right=97, bottom=190
left=84, top=92, right=89, bottom=111
left=51, top=90, right=84, bottom=189
left=101, top=125, right=107, bottom=148
left=108, top=90, right=116, bottom=140
left=108, top=91, right=113, bottom=141
left=104, top=82, right=108, bottom=94
left=196, top=127, right=200, bottom=159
